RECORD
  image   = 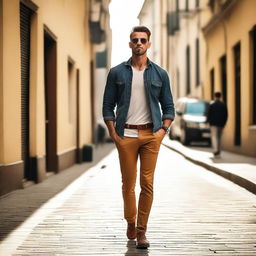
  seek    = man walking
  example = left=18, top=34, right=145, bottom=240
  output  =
left=102, top=26, right=175, bottom=249
left=207, top=92, right=228, bottom=157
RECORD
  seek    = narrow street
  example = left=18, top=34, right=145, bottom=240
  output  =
left=1, top=144, right=256, bottom=255
left=1, top=0, right=256, bottom=255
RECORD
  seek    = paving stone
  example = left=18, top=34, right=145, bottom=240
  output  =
left=1, top=144, right=256, bottom=255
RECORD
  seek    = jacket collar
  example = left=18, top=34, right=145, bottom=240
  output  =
left=124, top=57, right=152, bottom=67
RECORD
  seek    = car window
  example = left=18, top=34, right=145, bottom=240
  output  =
left=185, top=102, right=208, bottom=115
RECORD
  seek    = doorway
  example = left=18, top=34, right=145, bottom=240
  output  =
left=220, top=55, right=227, bottom=103
left=233, top=43, right=241, bottom=146
left=44, top=28, right=57, bottom=172
left=20, top=2, right=32, bottom=180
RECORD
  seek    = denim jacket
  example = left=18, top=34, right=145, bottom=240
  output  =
left=102, top=58, right=175, bottom=137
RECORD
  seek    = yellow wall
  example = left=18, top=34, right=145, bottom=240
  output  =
left=30, top=12, right=45, bottom=157
left=0, top=0, right=3, bottom=163
left=204, top=0, right=256, bottom=156
left=1, top=0, right=22, bottom=164
left=0, top=0, right=92, bottom=164
left=32, top=0, right=92, bottom=156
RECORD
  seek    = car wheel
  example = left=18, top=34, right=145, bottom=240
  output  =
left=169, top=130, right=175, bottom=140
left=180, top=129, right=190, bottom=145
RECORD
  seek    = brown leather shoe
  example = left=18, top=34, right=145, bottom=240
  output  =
left=136, top=231, right=150, bottom=249
left=126, top=222, right=136, bottom=240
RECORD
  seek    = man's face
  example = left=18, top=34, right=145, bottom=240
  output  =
left=129, top=32, right=151, bottom=56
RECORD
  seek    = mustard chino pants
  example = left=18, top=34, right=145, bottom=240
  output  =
left=115, top=128, right=161, bottom=232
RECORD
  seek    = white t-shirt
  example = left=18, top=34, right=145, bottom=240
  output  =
left=124, top=67, right=152, bottom=137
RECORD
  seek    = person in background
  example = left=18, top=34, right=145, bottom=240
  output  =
left=102, top=26, right=175, bottom=249
left=207, top=92, right=228, bottom=157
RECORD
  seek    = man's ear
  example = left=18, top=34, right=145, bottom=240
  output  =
left=129, top=42, right=133, bottom=49
left=148, top=41, right=151, bottom=49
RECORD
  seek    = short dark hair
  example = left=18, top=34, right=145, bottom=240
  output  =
left=130, top=26, right=151, bottom=41
left=214, top=92, right=222, bottom=98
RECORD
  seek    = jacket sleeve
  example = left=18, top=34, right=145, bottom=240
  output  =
left=207, top=105, right=212, bottom=123
left=102, top=69, right=117, bottom=121
left=159, top=70, right=175, bottom=121
left=223, top=103, right=228, bottom=126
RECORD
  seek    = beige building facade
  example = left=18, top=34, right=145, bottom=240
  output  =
left=89, top=0, right=112, bottom=144
left=203, top=0, right=256, bottom=157
left=139, top=0, right=256, bottom=157
left=0, top=0, right=111, bottom=196
left=139, top=0, right=208, bottom=100
left=139, top=0, right=162, bottom=64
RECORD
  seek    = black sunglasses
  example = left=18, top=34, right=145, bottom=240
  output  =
left=131, top=38, right=148, bottom=44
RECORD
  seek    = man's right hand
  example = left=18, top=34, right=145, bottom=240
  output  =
left=110, top=132, right=122, bottom=143
left=104, top=120, right=123, bottom=143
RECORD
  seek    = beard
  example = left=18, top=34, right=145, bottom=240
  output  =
left=133, top=47, right=147, bottom=56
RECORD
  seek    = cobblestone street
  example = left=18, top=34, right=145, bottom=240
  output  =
left=1, top=144, right=256, bottom=255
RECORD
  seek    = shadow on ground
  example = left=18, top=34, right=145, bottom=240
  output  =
left=0, top=142, right=115, bottom=241
left=169, top=139, right=256, bottom=165
left=125, top=240, right=149, bottom=256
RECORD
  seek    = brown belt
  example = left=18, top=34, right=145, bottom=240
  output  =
left=124, top=123, right=153, bottom=130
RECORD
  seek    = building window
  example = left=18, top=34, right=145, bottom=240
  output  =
left=96, top=50, right=107, bottom=68
left=186, top=45, right=191, bottom=95
left=210, top=68, right=214, bottom=100
left=208, top=0, right=214, bottom=12
left=167, top=12, right=179, bottom=35
left=233, top=43, right=241, bottom=146
left=176, top=0, right=179, bottom=12
left=220, top=55, right=227, bottom=103
left=195, top=38, right=200, bottom=86
left=68, top=59, right=76, bottom=123
left=185, top=0, right=189, bottom=12
left=251, top=25, right=256, bottom=124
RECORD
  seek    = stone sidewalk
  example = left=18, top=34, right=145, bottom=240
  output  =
left=1, top=142, right=256, bottom=255
left=0, top=143, right=115, bottom=254
left=0, top=143, right=256, bottom=256
left=162, top=138, right=256, bottom=195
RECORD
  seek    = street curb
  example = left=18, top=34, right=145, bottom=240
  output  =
left=163, top=143, right=256, bottom=195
